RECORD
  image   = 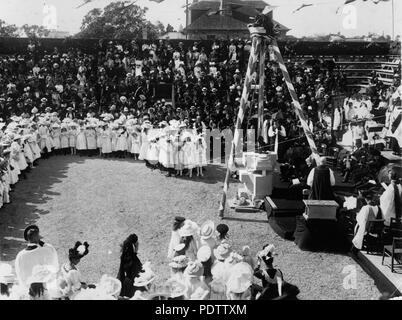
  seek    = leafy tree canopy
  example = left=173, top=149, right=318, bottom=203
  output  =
left=0, top=19, right=19, bottom=37
left=76, top=0, right=165, bottom=40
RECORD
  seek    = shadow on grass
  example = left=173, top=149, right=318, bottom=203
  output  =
left=0, top=155, right=232, bottom=262
left=222, top=216, right=269, bottom=224
left=0, top=154, right=86, bottom=262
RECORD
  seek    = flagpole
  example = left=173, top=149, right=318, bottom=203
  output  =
left=392, top=0, right=395, bottom=40
left=186, top=0, right=189, bottom=40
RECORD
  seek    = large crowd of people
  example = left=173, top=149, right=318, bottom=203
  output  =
left=0, top=37, right=401, bottom=299
left=0, top=220, right=300, bottom=300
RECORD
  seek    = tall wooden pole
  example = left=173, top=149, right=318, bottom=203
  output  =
left=185, top=0, right=189, bottom=40
left=219, top=34, right=263, bottom=218
left=257, top=44, right=266, bottom=142
left=392, top=0, right=395, bottom=40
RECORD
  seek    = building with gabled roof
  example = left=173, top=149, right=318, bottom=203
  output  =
left=184, top=0, right=290, bottom=40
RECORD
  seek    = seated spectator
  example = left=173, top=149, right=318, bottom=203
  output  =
left=380, top=168, right=402, bottom=227
left=352, top=191, right=383, bottom=250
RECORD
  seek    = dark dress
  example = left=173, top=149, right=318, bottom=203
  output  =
left=254, top=268, right=299, bottom=300
left=310, top=165, right=335, bottom=201
left=117, top=252, right=143, bottom=298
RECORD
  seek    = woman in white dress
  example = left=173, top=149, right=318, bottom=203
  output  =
left=75, top=123, right=87, bottom=156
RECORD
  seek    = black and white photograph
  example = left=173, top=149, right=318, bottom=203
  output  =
left=0, top=0, right=401, bottom=306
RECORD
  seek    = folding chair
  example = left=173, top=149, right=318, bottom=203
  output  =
left=364, top=219, right=385, bottom=254
left=382, top=237, right=402, bottom=273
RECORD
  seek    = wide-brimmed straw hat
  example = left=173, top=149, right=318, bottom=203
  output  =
left=97, top=275, right=122, bottom=296
left=200, top=220, right=215, bottom=240
left=213, top=242, right=232, bottom=261
left=133, top=263, right=156, bottom=287
left=226, top=262, right=253, bottom=294
left=184, top=261, right=204, bottom=278
left=165, top=278, right=187, bottom=299
left=197, top=246, right=212, bottom=263
left=169, top=255, right=189, bottom=269
left=179, top=220, right=199, bottom=237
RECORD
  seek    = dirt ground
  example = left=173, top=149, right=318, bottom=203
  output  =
left=0, top=155, right=380, bottom=300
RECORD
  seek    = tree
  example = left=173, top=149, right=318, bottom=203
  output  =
left=166, top=23, right=175, bottom=33
left=75, top=0, right=165, bottom=39
left=0, top=19, right=19, bottom=37
left=21, top=24, right=51, bottom=38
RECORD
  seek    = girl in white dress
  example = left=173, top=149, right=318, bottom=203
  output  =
left=96, top=125, right=104, bottom=156
left=68, top=123, right=78, bottom=155
left=28, top=126, right=42, bottom=161
left=101, top=125, right=113, bottom=157
left=130, top=126, right=141, bottom=160
left=60, top=125, right=70, bottom=155
left=147, top=137, right=160, bottom=168
left=139, top=124, right=151, bottom=164
left=51, top=124, right=61, bottom=155
left=126, top=126, right=132, bottom=157
left=194, top=135, right=207, bottom=177
left=6, top=142, right=19, bottom=185
left=13, top=136, right=28, bottom=172
left=116, top=126, right=128, bottom=158
left=158, top=133, right=168, bottom=171
left=75, top=123, right=87, bottom=156
left=0, top=154, right=11, bottom=205
left=85, top=125, right=97, bottom=156
left=182, top=136, right=195, bottom=178
left=21, top=135, right=34, bottom=169
left=172, top=133, right=184, bottom=176
left=38, top=122, right=52, bottom=157
left=111, top=126, right=118, bottom=157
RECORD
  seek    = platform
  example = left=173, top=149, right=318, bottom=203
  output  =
left=354, top=251, right=402, bottom=296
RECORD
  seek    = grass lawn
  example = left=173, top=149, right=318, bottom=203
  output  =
left=0, top=155, right=380, bottom=300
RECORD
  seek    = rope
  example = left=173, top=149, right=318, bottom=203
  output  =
left=272, top=39, right=320, bottom=162
left=219, top=35, right=263, bottom=217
